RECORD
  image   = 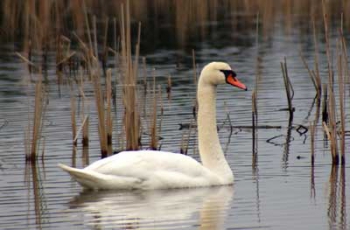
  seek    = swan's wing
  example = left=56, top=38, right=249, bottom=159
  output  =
left=85, top=150, right=211, bottom=179
left=60, top=150, right=218, bottom=189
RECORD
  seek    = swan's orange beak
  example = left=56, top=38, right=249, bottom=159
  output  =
left=226, top=74, right=247, bottom=91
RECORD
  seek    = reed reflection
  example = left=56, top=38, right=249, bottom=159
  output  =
left=68, top=186, right=234, bottom=229
left=25, top=161, right=48, bottom=229
left=327, top=165, right=347, bottom=230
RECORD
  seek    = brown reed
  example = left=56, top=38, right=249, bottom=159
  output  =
left=309, top=121, right=316, bottom=166
left=336, top=37, right=346, bottom=164
left=26, top=74, right=46, bottom=161
left=78, top=68, right=90, bottom=146
left=119, top=1, right=142, bottom=150
left=149, top=72, right=158, bottom=150
left=70, top=87, right=77, bottom=146
left=252, top=90, right=258, bottom=158
left=92, top=59, right=108, bottom=158
left=106, top=69, right=113, bottom=146
left=280, top=57, right=294, bottom=120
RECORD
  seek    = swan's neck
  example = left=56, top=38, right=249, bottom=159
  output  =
left=197, top=81, right=233, bottom=182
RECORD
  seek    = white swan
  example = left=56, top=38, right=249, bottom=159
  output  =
left=59, top=62, right=247, bottom=190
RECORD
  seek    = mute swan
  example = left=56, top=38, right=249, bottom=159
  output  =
left=59, top=62, right=247, bottom=190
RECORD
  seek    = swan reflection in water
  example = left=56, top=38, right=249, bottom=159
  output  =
left=68, top=186, right=234, bottom=229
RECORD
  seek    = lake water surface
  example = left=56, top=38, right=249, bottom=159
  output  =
left=0, top=2, right=349, bottom=229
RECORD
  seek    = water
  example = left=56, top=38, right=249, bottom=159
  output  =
left=0, top=2, right=350, bottom=229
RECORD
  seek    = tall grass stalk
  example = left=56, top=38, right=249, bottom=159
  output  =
left=252, top=90, right=258, bottom=158
left=150, top=72, right=158, bottom=150
left=27, top=75, right=46, bottom=161
left=120, top=1, right=141, bottom=150
left=324, top=84, right=339, bottom=165
left=70, top=87, right=77, bottom=146
left=106, top=69, right=113, bottom=146
left=92, top=60, right=108, bottom=158
left=310, top=121, right=316, bottom=166
left=337, top=39, right=346, bottom=164
left=280, top=57, right=294, bottom=120
left=78, top=68, right=89, bottom=146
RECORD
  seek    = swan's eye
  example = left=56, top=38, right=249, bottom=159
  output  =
left=220, top=70, right=237, bottom=79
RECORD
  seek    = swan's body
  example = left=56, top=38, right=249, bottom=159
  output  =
left=59, top=62, right=247, bottom=190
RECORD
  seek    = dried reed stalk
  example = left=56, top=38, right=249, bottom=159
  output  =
left=322, top=84, right=328, bottom=123
left=106, top=69, right=113, bottom=146
left=300, top=51, right=321, bottom=97
left=92, top=63, right=108, bottom=158
left=312, top=17, right=322, bottom=96
left=70, top=87, right=77, bottom=146
left=310, top=121, right=315, bottom=166
left=252, top=90, right=258, bottom=157
left=73, top=115, right=89, bottom=144
left=28, top=75, right=45, bottom=161
left=78, top=68, right=89, bottom=146
left=157, top=85, right=164, bottom=138
left=167, top=75, right=172, bottom=99
left=337, top=39, right=346, bottom=164
left=280, top=57, right=294, bottom=119
left=324, top=84, right=339, bottom=165
left=252, top=12, right=259, bottom=160
left=150, top=73, right=158, bottom=150
left=120, top=1, right=141, bottom=150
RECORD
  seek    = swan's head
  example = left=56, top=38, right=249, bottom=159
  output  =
left=200, top=62, right=247, bottom=91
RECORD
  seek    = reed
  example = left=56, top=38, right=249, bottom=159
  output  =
left=252, top=12, right=260, bottom=159
left=119, top=1, right=142, bottom=150
left=322, top=84, right=328, bottom=123
left=336, top=36, right=346, bottom=165
left=166, top=75, right=172, bottom=99
left=280, top=57, right=294, bottom=120
left=149, top=72, right=158, bottom=150
left=78, top=68, right=89, bottom=146
left=106, top=69, right=113, bottom=146
left=322, top=84, right=339, bottom=165
left=309, top=121, right=316, bottom=166
left=252, top=90, right=258, bottom=157
left=70, top=86, right=77, bottom=146
left=26, top=74, right=46, bottom=161
left=92, top=63, right=109, bottom=158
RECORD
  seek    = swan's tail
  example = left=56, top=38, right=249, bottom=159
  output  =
left=58, top=164, right=107, bottom=189
left=59, top=164, right=143, bottom=190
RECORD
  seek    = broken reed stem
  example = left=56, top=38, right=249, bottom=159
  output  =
left=70, top=87, right=77, bottom=146
left=280, top=57, right=294, bottom=119
left=300, top=51, right=321, bottom=97
left=167, top=75, right=172, bottom=99
left=312, top=16, right=322, bottom=96
left=106, top=69, right=113, bottom=146
left=252, top=90, right=258, bottom=157
left=28, top=75, right=45, bottom=161
left=327, top=83, right=339, bottom=165
left=310, top=121, right=315, bottom=166
left=150, top=72, right=158, bottom=150
left=322, top=84, right=328, bottom=123
left=337, top=38, right=346, bottom=164
left=73, top=115, right=89, bottom=143
left=192, top=49, right=197, bottom=86
left=83, top=0, right=93, bottom=54
left=102, top=17, right=109, bottom=76
left=120, top=0, right=141, bottom=150
left=79, top=68, right=89, bottom=146
left=92, top=63, right=108, bottom=158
